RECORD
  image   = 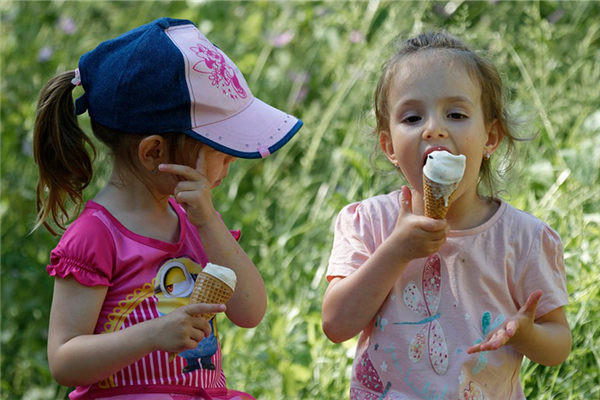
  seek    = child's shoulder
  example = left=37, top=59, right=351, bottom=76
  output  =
left=60, top=201, right=114, bottom=240
left=500, top=201, right=554, bottom=231
left=496, top=200, right=562, bottom=245
left=340, top=190, right=402, bottom=212
left=336, top=191, right=402, bottom=226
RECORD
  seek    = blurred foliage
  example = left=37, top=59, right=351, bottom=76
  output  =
left=1, top=0, right=599, bottom=399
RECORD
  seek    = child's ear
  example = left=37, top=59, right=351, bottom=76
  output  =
left=484, top=119, right=503, bottom=157
left=138, top=135, right=166, bottom=173
left=379, top=131, right=397, bottom=166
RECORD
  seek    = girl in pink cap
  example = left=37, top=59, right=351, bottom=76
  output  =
left=33, top=18, right=301, bottom=400
left=322, top=32, right=570, bottom=399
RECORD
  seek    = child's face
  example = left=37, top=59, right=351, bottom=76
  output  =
left=201, top=147, right=237, bottom=189
left=380, top=51, right=498, bottom=197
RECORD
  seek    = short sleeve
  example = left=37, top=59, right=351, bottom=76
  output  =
left=516, top=225, right=568, bottom=317
left=47, top=214, right=116, bottom=287
left=326, top=202, right=376, bottom=281
left=230, top=229, right=241, bottom=241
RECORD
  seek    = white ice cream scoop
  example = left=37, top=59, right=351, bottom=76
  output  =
left=423, top=151, right=466, bottom=185
left=202, top=263, right=237, bottom=291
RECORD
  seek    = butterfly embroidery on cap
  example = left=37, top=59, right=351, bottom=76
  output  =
left=395, top=253, right=449, bottom=375
left=190, top=38, right=247, bottom=100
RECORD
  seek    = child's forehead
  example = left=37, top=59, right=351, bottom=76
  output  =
left=395, top=50, right=469, bottom=78
left=390, top=50, right=481, bottom=93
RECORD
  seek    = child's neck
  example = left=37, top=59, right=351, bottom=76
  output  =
left=445, top=194, right=499, bottom=231
left=412, top=189, right=499, bottom=231
left=94, top=177, right=180, bottom=243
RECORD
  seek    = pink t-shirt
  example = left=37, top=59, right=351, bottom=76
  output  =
left=47, top=198, right=245, bottom=400
left=327, top=191, right=568, bottom=400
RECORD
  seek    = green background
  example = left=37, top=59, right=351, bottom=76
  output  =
left=1, top=1, right=599, bottom=399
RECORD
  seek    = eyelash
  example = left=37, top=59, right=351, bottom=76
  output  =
left=402, top=115, right=421, bottom=123
left=400, top=112, right=468, bottom=124
left=448, top=112, right=468, bottom=120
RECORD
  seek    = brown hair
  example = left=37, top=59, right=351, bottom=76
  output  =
left=33, top=70, right=203, bottom=235
left=374, top=32, right=522, bottom=196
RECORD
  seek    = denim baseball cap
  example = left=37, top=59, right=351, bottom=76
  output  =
left=75, top=17, right=302, bottom=158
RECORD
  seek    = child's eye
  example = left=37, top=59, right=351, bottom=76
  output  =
left=448, top=112, right=468, bottom=120
left=402, top=115, right=422, bottom=124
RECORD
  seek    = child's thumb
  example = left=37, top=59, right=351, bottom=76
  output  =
left=522, top=289, right=543, bottom=318
left=400, top=185, right=413, bottom=214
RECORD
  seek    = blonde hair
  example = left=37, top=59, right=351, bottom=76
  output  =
left=374, top=32, right=521, bottom=196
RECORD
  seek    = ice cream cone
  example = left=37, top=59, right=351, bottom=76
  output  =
left=168, top=263, right=237, bottom=361
left=190, top=272, right=234, bottom=320
left=423, top=174, right=458, bottom=219
left=421, top=151, right=466, bottom=219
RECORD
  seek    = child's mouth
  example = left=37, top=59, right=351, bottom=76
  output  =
left=422, top=146, right=451, bottom=167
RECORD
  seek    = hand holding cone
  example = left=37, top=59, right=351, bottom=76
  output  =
left=168, top=263, right=236, bottom=361
left=189, top=263, right=237, bottom=320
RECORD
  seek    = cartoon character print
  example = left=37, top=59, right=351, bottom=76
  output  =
left=395, top=253, right=448, bottom=375
left=470, top=311, right=504, bottom=374
left=190, top=37, right=247, bottom=100
left=154, top=258, right=219, bottom=372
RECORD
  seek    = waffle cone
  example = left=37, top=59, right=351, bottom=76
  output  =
left=189, top=271, right=234, bottom=320
left=423, top=175, right=458, bottom=219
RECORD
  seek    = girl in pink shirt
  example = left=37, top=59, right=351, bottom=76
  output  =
left=33, top=18, right=302, bottom=400
left=322, top=32, right=570, bottom=399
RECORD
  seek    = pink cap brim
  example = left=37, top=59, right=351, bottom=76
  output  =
left=186, top=98, right=302, bottom=159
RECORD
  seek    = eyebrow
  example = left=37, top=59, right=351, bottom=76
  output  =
left=443, top=96, right=475, bottom=106
left=391, top=96, right=475, bottom=110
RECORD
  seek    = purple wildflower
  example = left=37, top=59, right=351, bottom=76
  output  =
left=271, top=31, right=294, bottom=48
left=37, top=46, right=53, bottom=62
left=349, top=30, right=365, bottom=44
left=59, top=17, right=77, bottom=35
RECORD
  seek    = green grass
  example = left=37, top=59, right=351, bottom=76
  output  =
left=1, top=1, right=599, bottom=399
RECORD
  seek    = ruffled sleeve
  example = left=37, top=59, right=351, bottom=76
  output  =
left=326, top=202, right=376, bottom=281
left=516, top=224, right=568, bottom=318
left=47, top=212, right=116, bottom=287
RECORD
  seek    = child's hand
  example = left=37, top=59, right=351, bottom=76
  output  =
left=390, top=186, right=448, bottom=263
left=466, top=290, right=543, bottom=354
left=149, top=303, right=226, bottom=353
left=159, top=148, right=215, bottom=227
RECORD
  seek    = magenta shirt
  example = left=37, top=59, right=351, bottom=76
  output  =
left=47, top=198, right=241, bottom=399
left=327, top=191, right=568, bottom=400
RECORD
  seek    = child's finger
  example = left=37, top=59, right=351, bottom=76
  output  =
left=400, top=185, right=413, bottom=214
left=522, top=289, right=543, bottom=319
left=195, top=146, right=210, bottom=175
left=420, top=217, right=448, bottom=233
left=158, top=163, right=198, bottom=180
left=505, top=320, right=517, bottom=337
left=466, top=344, right=481, bottom=354
left=185, top=303, right=226, bottom=317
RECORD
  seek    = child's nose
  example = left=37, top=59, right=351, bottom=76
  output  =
left=422, top=118, right=448, bottom=140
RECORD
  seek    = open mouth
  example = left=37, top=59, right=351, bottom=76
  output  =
left=422, top=146, right=451, bottom=167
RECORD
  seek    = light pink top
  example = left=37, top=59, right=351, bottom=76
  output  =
left=47, top=198, right=242, bottom=400
left=327, top=191, right=568, bottom=400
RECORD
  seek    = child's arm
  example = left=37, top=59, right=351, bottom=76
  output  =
left=193, top=212, right=266, bottom=328
left=322, top=186, right=448, bottom=343
left=467, top=290, right=571, bottom=366
left=159, top=149, right=266, bottom=329
left=48, top=277, right=224, bottom=387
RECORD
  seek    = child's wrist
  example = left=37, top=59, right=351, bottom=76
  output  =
left=378, top=240, right=412, bottom=269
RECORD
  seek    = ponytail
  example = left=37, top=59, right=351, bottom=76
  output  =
left=33, top=70, right=96, bottom=235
